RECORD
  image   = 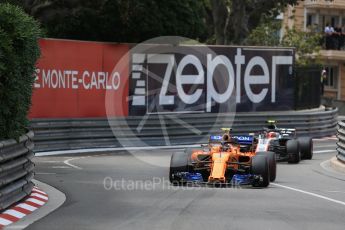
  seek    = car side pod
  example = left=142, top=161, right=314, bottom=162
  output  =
left=251, top=155, right=270, bottom=187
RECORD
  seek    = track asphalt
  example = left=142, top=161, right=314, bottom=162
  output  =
left=24, top=138, right=345, bottom=230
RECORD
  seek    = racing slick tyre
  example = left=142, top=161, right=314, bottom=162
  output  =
left=169, top=148, right=194, bottom=184
left=298, top=137, right=313, bottom=160
left=287, top=139, right=300, bottom=164
left=251, top=155, right=270, bottom=188
left=256, top=151, right=276, bottom=182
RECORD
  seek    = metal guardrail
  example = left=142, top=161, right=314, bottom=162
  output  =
left=0, top=131, right=34, bottom=211
left=30, top=108, right=338, bottom=152
left=337, top=120, right=345, bottom=163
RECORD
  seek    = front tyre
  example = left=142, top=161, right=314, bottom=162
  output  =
left=256, top=151, right=276, bottom=182
left=251, top=155, right=270, bottom=188
left=169, top=148, right=194, bottom=184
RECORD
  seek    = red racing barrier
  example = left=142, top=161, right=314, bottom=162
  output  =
left=29, top=39, right=129, bottom=118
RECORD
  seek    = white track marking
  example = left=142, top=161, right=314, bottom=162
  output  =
left=35, top=142, right=338, bottom=157
left=272, top=183, right=345, bottom=207
left=320, top=159, right=331, bottom=170
left=313, top=145, right=336, bottom=148
left=35, top=172, right=56, bottom=175
left=325, top=191, right=345, bottom=194
left=313, top=138, right=337, bottom=142
left=35, top=145, right=200, bottom=156
left=40, top=161, right=61, bottom=163
left=63, top=157, right=85, bottom=170
left=52, top=166, right=70, bottom=169
left=313, top=150, right=335, bottom=153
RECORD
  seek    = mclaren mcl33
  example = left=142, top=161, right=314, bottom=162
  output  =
left=169, top=128, right=276, bottom=187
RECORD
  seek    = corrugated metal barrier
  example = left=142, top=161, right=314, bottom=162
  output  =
left=337, top=120, right=345, bottom=163
left=0, top=131, right=34, bottom=211
left=31, top=108, right=338, bottom=152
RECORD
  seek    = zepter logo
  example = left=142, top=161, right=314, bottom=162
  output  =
left=105, top=36, right=237, bottom=167
left=105, top=36, right=294, bottom=168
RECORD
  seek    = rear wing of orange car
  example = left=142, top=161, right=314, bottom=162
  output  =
left=232, top=135, right=255, bottom=145
left=209, top=135, right=254, bottom=145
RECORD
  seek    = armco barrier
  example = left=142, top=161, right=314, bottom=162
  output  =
left=337, top=120, right=345, bottom=163
left=0, top=131, right=34, bottom=211
left=30, top=108, right=338, bottom=152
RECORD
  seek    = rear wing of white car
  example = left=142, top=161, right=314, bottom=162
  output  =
left=278, top=128, right=296, bottom=137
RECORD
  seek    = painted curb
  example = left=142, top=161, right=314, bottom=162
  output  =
left=5, top=180, right=66, bottom=230
left=0, top=187, right=48, bottom=228
left=329, top=156, right=345, bottom=174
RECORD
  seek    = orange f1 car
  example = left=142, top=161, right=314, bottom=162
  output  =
left=169, top=128, right=276, bottom=187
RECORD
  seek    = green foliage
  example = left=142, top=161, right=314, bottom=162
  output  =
left=246, top=18, right=322, bottom=66
left=20, top=0, right=207, bottom=43
left=0, top=3, right=41, bottom=140
left=246, top=5, right=322, bottom=66
left=204, top=0, right=299, bottom=45
left=245, top=20, right=282, bottom=46
left=0, top=0, right=22, bottom=6
left=15, top=0, right=298, bottom=45
left=281, top=27, right=322, bottom=66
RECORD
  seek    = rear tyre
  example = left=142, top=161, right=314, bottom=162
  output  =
left=169, top=148, right=193, bottom=184
left=256, top=151, right=277, bottom=182
left=298, top=137, right=313, bottom=160
left=287, top=139, right=300, bottom=164
left=251, top=155, right=270, bottom=187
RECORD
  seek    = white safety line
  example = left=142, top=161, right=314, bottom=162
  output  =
left=35, top=145, right=200, bottom=156
left=313, top=145, right=336, bottom=148
left=40, top=161, right=61, bottom=163
left=313, top=150, right=335, bottom=153
left=272, top=183, right=345, bottom=207
left=36, top=143, right=338, bottom=157
left=35, top=172, right=56, bottom=175
left=63, top=157, right=85, bottom=170
left=52, top=166, right=70, bottom=169
left=325, top=191, right=345, bottom=194
left=313, top=138, right=337, bottom=142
